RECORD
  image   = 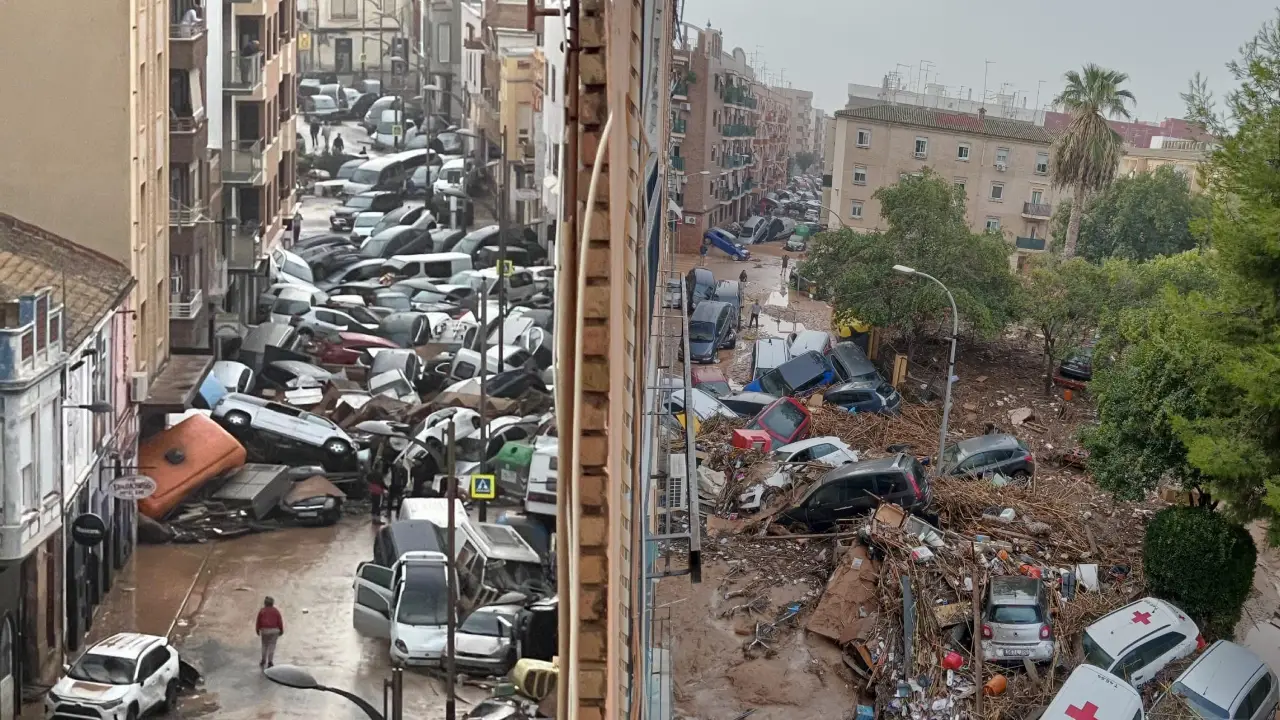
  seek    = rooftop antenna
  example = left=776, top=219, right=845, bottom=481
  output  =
left=982, top=60, right=994, bottom=111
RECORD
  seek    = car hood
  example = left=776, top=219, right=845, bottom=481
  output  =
left=394, top=622, right=448, bottom=654
left=52, top=677, right=133, bottom=704
left=343, top=182, right=375, bottom=196
left=688, top=339, right=717, bottom=357
left=456, top=633, right=506, bottom=658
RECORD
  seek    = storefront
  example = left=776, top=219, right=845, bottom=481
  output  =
left=0, top=562, right=20, bottom=720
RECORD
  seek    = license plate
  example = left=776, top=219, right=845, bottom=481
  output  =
left=1002, top=649, right=1031, bottom=657
left=297, top=511, right=318, bottom=518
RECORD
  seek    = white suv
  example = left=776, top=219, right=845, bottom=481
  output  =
left=1081, top=597, right=1203, bottom=687
left=46, top=633, right=180, bottom=719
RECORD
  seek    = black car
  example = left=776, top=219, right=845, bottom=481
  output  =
left=776, top=454, right=931, bottom=532
left=1059, top=348, right=1093, bottom=381
left=824, top=379, right=902, bottom=415
left=359, top=225, right=434, bottom=259
left=330, top=191, right=402, bottom=231
left=745, top=350, right=835, bottom=397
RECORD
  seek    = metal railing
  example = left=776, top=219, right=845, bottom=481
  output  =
left=227, top=226, right=261, bottom=270
left=169, top=20, right=204, bottom=39
left=721, top=85, right=757, bottom=108
left=1022, top=202, right=1052, bottom=218
left=169, top=108, right=205, bottom=132
left=223, top=139, right=263, bottom=183
left=671, top=118, right=686, bottom=134
left=169, top=289, right=203, bottom=320
left=721, top=124, right=757, bottom=137
left=671, top=82, right=688, bottom=98
left=169, top=201, right=203, bottom=226
left=226, top=50, right=263, bottom=90
left=670, top=156, right=684, bottom=171
left=1016, top=236, right=1047, bottom=251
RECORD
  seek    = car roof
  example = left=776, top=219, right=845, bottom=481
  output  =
left=1085, top=597, right=1196, bottom=654
left=989, top=575, right=1041, bottom=603
left=1045, top=665, right=1143, bottom=720
left=355, top=190, right=397, bottom=199
left=955, top=434, right=1021, bottom=454
left=386, top=251, right=470, bottom=264
left=356, top=156, right=401, bottom=171
left=89, top=633, right=167, bottom=659
left=1176, top=640, right=1266, bottom=709
left=689, top=366, right=727, bottom=383
left=690, top=300, right=729, bottom=321
left=776, top=436, right=847, bottom=454
left=822, top=453, right=904, bottom=480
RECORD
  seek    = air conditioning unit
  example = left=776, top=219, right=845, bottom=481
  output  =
left=995, top=162, right=1008, bottom=172
left=680, top=102, right=692, bottom=112
left=662, top=452, right=689, bottom=513
left=129, top=372, right=150, bottom=404
left=683, top=215, right=697, bottom=225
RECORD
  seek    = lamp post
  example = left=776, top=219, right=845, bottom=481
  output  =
left=892, top=264, right=958, bottom=468
left=265, top=664, right=386, bottom=720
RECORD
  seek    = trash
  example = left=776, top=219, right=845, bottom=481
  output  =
left=983, top=674, right=1007, bottom=696
left=1076, top=563, right=1100, bottom=592
left=1008, top=407, right=1034, bottom=426
left=856, top=705, right=875, bottom=720
left=999, top=507, right=1017, bottom=521
left=941, top=651, right=964, bottom=670
left=910, top=546, right=935, bottom=564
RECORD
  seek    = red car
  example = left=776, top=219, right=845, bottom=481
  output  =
left=690, top=366, right=731, bottom=398
left=316, top=331, right=400, bottom=365
left=745, top=397, right=811, bottom=450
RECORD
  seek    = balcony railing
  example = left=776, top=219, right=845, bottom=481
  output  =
left=671, top=118, right=686, bottom=135
left=169, top=108, right=206, bottom=132
left=670, top=156, right=685, bottom=171
left=721, top=124, right=757, bottom=137
left=721, top=85, right=757, bottom=109
left=169, top=289, right=203, bottom=320
left=1022, top=202, right=1053, bottom=219
left=169, top=201, right=203, bottom=227
left=227, top=226, right=262, bottom=270
left=223, top=139, right=263, bottom=183
left=1016, top=236, right=1047, bottom=251
left=672, top=82, right=689, bottom=99
left=170, top=20, right=205, bottom=39
left=226, top=51, right=263, bottom=90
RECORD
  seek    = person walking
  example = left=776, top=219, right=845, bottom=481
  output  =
left=387, top=472, right=406, bottom=520
left=749, top=300, right=761, bottom=328
left=331, top=132, right=345, bottom=156
left=308, top=119, right=321, bottom=152
left=698, top=242, right=709, bottom=266
left=255, top=597, right=284, bottom=670
left=739, top=269, right=748, bottom=284
left=291, top=210, right=302, bottom=247
left=781, top=254, right=790, bottom=276
left=320, top=124, right=332, bottom=154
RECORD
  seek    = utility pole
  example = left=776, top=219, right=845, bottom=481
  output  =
left=445, top=420, right=458, bottom=720
left=477, top=283, right=490, bottom=522
left=982, top=60, right=994, bottom=111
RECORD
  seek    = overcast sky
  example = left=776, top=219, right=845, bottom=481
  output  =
left=680, top=0, right=1278, bottom=121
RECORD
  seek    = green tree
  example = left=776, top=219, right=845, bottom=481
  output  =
left=1049, top=167, right=1206, bottom=262
left=798, top=170, right=1020, bottom=361
left=1019, top=256, right=1103, bottom=393
left=1051, top=64, right=1136, bottom=258
left=1144, top=507, right=1256, bottom=638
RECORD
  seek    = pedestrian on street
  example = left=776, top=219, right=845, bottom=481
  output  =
left=331, top=133, right=345, bottom=156
left=255, top=596, right=284, bottom=670
left=291, top=210, right=302, bottom=247
left=699, top=242, right=709, bottom=266
left=320, top=124, right=332, bottom=153
left=749, top=300, right=761, bottom=328
left=369, top=475, right=386, bottom=524
left=739, top=269, right=748, bottom=284
left=387, top=472, right=406, bottom=519
left=308, top=119, right=320, bottom=152
left=781, top=254, right=790, bottom=275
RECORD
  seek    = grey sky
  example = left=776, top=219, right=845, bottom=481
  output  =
left=680, top=0, right=1278, bottom=121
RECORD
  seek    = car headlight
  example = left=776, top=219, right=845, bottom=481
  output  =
left=100, top=699, right=123, bottom=710
left=323, top=497, right=337, bottom=509
left=394, top=639, right=408, bottom=653
left=46, top=691, right=62, bottom=704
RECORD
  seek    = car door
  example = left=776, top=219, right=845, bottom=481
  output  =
left=135, top=647, right=169, bottom=711
left=805, top=443, right=840, bottom=465
left=353, top=562, right=395, bottom=639
left=1243, top=670, right=1278, bottom=720
left=1114, top=632, right=1185, bottom=685
left=831, top=475, right=878, bottom=522
left=258, top=401, right=306, bottom=438
left=312, top=309, right=350, bottom=333
left=953, top=452, right=993, bottom=478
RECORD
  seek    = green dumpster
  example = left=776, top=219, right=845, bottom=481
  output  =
left=493, top=440, right=537, bottom=499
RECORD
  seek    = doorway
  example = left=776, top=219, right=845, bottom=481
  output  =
left=0, top=614, right=14, bottom=720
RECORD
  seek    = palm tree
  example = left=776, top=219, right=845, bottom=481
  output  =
left=1051, top=64, right=1136, bottom=258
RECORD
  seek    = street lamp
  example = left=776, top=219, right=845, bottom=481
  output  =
left=265, top=664, right=385, bottom=720
left=65, top=402, right=115, bottom=414
left=892, top=264, right=958, bottom=469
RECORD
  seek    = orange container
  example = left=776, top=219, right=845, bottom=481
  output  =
left=983, top=674, right=1008, bottom=696
left=137, top=414, right=247, bottom=520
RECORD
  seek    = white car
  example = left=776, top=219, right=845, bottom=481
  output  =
left=1043, top=664, right=1142, bottom=720
left=350, top=211, right=386, bottom=242
left=46, top=632, right=181, bottom=720
left=210, top=360, right=254, bottom=395
left=433, top=158, right=467, bottom=196
left=211, top=393, right=360, bottom=472
left=1081, top=597, right=1202, bottom=687
left=737, top=437, right=860, bottom=511
left=269, top=285, right=328, bottom=324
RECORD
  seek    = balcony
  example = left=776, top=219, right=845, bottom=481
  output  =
left=223, top=139, right=264, bottom=184
left=671, top=118, right=686, bottom=136
left=1022, top=202, right=1052, bottom=220
left=226, top=51, right=263, bottom=92
left=672, top=82, right=688, bottom=100
left=1016, top=236, right=1047, bottom=251
left=169, top=21, right=207, bottom=69
left=721, top=124, right=757, bottom=138
left=721, top=85, right=757, bottom=109
left=169, top=110, right=208, bottom=164
left=169, top=200, right=204, bottom=228
left=227, top=226, right=262, bottom=271
left=170, top=288, right=203, bottom=321
left=670, top=156, right=685, bottom=172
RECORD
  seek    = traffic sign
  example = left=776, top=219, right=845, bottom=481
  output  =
left=497, top=259, right=515, bottom=277
left=297, top=31, right=312, bottom=51
left=391, top=124, right=403, bottom=138
left=470, top=473, right=496, bottom=500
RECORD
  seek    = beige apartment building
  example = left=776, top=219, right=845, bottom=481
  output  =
left=0, top=0, right=172, bottom=379
left=774, top=86, right=814, bottom=159
left=1120, top=138, right=1213, bottom=192
left=830, top=105, right=1058, bottom=256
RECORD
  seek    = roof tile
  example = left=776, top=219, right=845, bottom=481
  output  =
left=835, top=104, right=1055, bottom=144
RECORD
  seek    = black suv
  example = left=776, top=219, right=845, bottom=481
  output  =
left=776, top=453, right=931, bottom=532
left=330, top=191, right=402, bottom=231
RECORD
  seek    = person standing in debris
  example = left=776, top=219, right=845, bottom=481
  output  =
left=749, top=299, right=761, bottom=328
left=309, top=119, right=321, bottom=152
left=739, top=268, right=748, bottom=284
left=781, top=254, right=790, bottom=277
left=255, top=596, right=284, bottom=669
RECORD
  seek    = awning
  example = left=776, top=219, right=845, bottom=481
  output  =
left=140, top=354, right=215, bottom=413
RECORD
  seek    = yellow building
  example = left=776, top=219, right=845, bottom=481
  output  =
left=499, top=49, right=544, bottom=225
left=1119, top=138, right=1213, bottom=192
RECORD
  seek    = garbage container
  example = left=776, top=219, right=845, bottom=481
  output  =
left=492, top=439, right=536, bottom=500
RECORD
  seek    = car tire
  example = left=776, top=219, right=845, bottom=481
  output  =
left=224, top=410, right=251, bottom=428
left=759, top=488, right=779, bottom=510
left=126, top=704, right=139, bottom=720
left=1010, top=470, right=1032, bottom=488
left=162, top=678, right=179, bottom=713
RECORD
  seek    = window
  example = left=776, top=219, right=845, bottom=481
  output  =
left=19, top=414, right=33, bottom=509
left=995, top=147, right=1010, bottom=166
left=1030, top=189, right=1044, bottom=205
left=954, top=179, right=966, bottom=194
left=330, top=0, right=357, bottom=18
left=985, top=217, right=1000, bottom=231
left=853, top=165, right=867, bottom=185
left=914, top=137, right=928, bottom=158
left=989, top=182, right=1004, bottom=201
left=436, top=23, right=452, bottom=64
left=850, top=201, right=863, bottom=219
left=1035, top=152, right=1049, bottom=175
left=957, top=142, right=970, bottom=161
left=1238, top=673, right=1274, bottom=719
left=856, top=128, right=871, bottom=148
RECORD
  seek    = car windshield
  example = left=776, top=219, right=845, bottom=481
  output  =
left=1171, top=684, right=1229, bottom=720
left=456, top=437, right=488, bottom=462
left=699, top=380, right=730, bottom=397
left=346, top=196, right=375, bottom=210
left=689, top=321, right=716, bottom=343
left=337, top=163, right=360, bottom=180
left=67, top=653, right=136, bottom=685
left=273, top=298, right=311, bottom=316
left=437, top=132, right=464, bottom=154
left=1081, top=632, right=1115, bottom=670
left=350, top=168, right=382, bottom=185
left=753, top=402, right=805, bottom=439
left=313, top=96, right=337, bottom=110
left=353, top=214, right=381, bottom=228
left=460, top=610, right=508, bottom=637
left=397, top=567, right=449, bottom=625
left=989, top=605, right=1042, bottom=624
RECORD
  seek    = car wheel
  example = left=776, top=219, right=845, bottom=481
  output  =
left=759, top=488, right=779, bottom=509
left=324, top=438, right=353, bottom=456
left=224, top=410, right=251, bottom=428
left=126, top=704, right=139, bottom=720
left=1009, top=469, right=1032, bottom=488
left=162, top=678, right=179, bottom=712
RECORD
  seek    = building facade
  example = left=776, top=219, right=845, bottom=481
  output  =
left=0, top=0, right=172, bottom=382
left=830, top=105, right=1058, bottom=257
left=1119, top=138, right=1213, bottom=192
left=0, top=214, right=135, bottom=707
left=754, top=83, right=792, bottom=199
left=299, top=0, right=417, bottom=90
left=499, top=50, right=544, bottom=227
left=774, top=86, right=814, bottom=160
left=537, top=3, right=567, bottom=254
left=811, top=109, right=828, bottom=172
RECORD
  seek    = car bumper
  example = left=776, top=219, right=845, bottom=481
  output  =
left=981, top=640, right=1055, bottom=663
left=47, top=699, right=130, bottom=720
left=330, top=217, right=353, bottom=230
left=455, top=655, right=510, bottom=676
left=390, top=645, right=443, bottom=667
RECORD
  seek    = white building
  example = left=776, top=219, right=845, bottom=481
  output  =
left=538, top=0, right=567, bottom=253
left=847, top=78, right=1045, bottom=125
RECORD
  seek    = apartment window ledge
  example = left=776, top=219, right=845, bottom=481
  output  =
left=1034, top=169, right=1048, bottom=176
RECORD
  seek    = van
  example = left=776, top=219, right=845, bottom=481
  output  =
left=525, top=436, right=558, bottom=519
left=344, top=156, right=407, bottom=196
left=137, top=414, right=248, bottom=519
left=372, top=518, right=447, bottom=567
left=686, top=301, right=737, bottom=363
left=1043, top=665, right=1144, bottom=720
left=684, top=268, right=717, bottom=313
left=383, top=252, right=473, bottom=280
left=751, top=338, right=789, bottom=381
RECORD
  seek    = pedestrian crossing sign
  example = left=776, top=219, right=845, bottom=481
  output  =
left=470, top=474, right=496, bottom=500
left=497, top=259, right=515, bottom=277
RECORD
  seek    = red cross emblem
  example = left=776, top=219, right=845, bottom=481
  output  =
left=1131, top=610, right=1152, bottom=625
left=1067, top=702, right=1100, bottom=720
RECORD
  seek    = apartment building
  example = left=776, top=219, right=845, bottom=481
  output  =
left=774, top=86, right=814, bottom=159
left=300, top=0, right=418, bottom=89
left=670, top=25, right=761, bottom=254
left=222, top=0, right=299, bottom=327
left=536, top=2, right=567, bottom=252
left=1120, top=137, right=1214, bottom=192
left=0, top=0, right=172, bottom=382
left=499, top=50, right=544, bottom=227
left=812, top=109, right=828, bottom=170
left=754, top=82, right=792, bottom=196
left=830, top=105, right=1058, bottom=256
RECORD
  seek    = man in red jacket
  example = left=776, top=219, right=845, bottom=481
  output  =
left=256, top=596, right=284, bottom=669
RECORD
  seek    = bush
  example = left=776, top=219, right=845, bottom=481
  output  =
left=1143, top=506, right=1256, bottom=638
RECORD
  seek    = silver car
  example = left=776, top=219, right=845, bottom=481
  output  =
left=1172, top=640, right=1278, bottom=720
left=455, top=604, right=522, bottom=676
left=980, top=576, right=1054, bottom=663
left=211, top=393, right=359, bottom=471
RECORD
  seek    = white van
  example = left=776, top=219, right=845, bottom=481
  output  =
left=1045, top=664, right=1143, bottom=720
left=433, top=157, right=467, bottom=196
left=383, top=252, right=473, bottom=281
left=525, top=436, right=558, bottom=518
left=398, top=498, right=548, bottom=597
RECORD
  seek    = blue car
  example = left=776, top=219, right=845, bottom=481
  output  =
left=744, top=351, right=835, bottom=397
